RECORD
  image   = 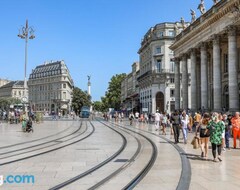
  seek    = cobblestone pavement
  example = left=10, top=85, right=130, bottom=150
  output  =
left=0, top=118, right=239, bottom=190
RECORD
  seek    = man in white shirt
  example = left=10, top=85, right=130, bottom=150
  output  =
left=155, top=110, right=161, bottom=131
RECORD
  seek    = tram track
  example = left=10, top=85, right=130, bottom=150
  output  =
left=0, top=120, right=95, bottom=166
left=48, top=120, right=128, bottom=190
left=49, top=119, right=157, bottom=190
left=114, top=120, right=191, bottom=190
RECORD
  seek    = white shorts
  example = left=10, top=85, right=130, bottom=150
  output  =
left=222, top=130, right=225, bottom=139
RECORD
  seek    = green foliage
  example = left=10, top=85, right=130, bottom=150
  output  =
left=0, top=97, right=21, bottom=110
left=92, top=101, right=104, bottom=112
left=104, top=73, right=126, bottom=110
left=71, top=87, right=91, bottom=114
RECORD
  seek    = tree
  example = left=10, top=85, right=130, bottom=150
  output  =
left=71, top=87, right=91, bottom=114
left=105, top=73, right=126, bottom=110
left=0, top=97, right=21, bottom=111
left=92, top=101, right=104, bottom=112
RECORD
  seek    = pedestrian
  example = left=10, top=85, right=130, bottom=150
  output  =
left=129, top=112, right=134, bottom=125
left=196, top=113, right=211, bottom=159
left=135, top=111, right=139, bottom=122
left=207, top=112, right=225, bottom=162
left=194, top=112, right=201, bottom=132
left=231, top=112, right=240, bottom=149
left=171, top=110, right=181, bottom=144
left=222, top=114, right=231, bottom=150
left=181, top=111, right=189, bottom=144
left=154, top=110, right=161, bottom=131
left=144, top=112, right=149, bottom=124
left=161, top=112, right=167, bottom=135
left=188, top=113, right=194, bottom=133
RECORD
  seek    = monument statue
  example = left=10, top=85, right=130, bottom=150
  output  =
left=190, top=9, right=196, bottom=23
left=198, top=0, right=206, bottom=15
left=87, top=75, right=91, bottom=82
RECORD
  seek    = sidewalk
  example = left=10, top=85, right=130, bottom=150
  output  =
left=121, top=119, right=240, bottom=190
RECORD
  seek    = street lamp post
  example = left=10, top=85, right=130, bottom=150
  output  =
left=17, top=19, right=35, bottom=111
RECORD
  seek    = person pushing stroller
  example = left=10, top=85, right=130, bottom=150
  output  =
left=26, top=118, right=33, bottom=133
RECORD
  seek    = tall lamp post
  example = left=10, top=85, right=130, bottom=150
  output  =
left=17, top=19, right=35, bottom=111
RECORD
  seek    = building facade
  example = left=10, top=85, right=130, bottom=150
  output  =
left=0, top=79, right=11, bottom=88
left=138, top=22, right=189, bottom=114
left=170, top=0, right=240, bottom=112
left=121, top=62, right=140, bottom=114
left=28, top=61, right=74, bottom=115
left=0, top=81, right=25, bottom=100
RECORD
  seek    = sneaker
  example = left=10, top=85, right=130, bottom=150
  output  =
left=218, top=156, right=222, bottom=162
left=222, top=148, right=226, bottom=151
left=213, top=158, right=218, bottom=162
left=201, top=152, right=204, bottom=158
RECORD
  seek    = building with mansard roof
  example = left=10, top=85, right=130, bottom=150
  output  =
left=0, top=80, right=25, bottom=100
left=170, top=0, right=240, bottom=112
left=28, top=60, right=74, bottom=115
left=138, top=22, right=189, bottom=114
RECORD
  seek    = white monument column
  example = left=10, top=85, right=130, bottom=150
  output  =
left=228, top=27, right=239, bottom=111
left=174, top=58, right=180, bottom=110
left=182, top=54, right=188, bottom=110
left=200, top=42, right=208, bottom=110
left=213, top=35, right=222, bottom=111
left=190, top=49, right=197, bottom=111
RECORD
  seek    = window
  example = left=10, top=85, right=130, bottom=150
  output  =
left=170, top=61, right=175, bottom=72
left=224, top=54, right=228, bottom=73
left=170, top=78, right=175, bottom=84
left=156, top=46, right=161, bottom=54
left=156, top=59, right=161, bottom=73
left=63, top=92, right=66, bottom=100
left=159, top=31, right=164, bottom=37
left=168, top=30, right=175, bottom=36
left=170, top=89, right=174, bottom=97
left=63, top=83, right=66, bottom=89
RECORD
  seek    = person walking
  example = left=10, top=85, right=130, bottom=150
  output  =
left=207, top=112, right=225, bottom=162
left=161, top=112, right=167, bottom=135
left=222, top=114, right=231, bottom=150
left=196, top=113, right=211, bottom=159
left=231, top=112, right=240, bottom=149
left=171, top=110, right=181, bottom=144
left=154, top=110, right=161, bottom=131
left=188, top=113, right=194, bottom=133
left=129, top=112, right=134, bottom=125
left=181, top=111, right=189, bottom=144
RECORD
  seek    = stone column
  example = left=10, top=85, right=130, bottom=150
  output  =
left=174, top=58, right=180, bottom=110
left=190, top=49, right=197, bottom=111
left=228, top=27, right=239, bottom=111
left=213, top=35, right=222, bottom=111
left=200, top=43, right=208, bottom=110
left=182, top=54, right=188, bottom=110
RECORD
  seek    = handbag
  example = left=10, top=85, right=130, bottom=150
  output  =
left=191, top=136, right=199, bottom=149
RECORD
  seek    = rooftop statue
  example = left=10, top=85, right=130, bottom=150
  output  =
left=190, top=9, right=196, bottom=23
left=213, top=0, right=219, bottom=5
left=198, top=0, right=206, bottom=15
left=180, top=17, right=186, bottom=29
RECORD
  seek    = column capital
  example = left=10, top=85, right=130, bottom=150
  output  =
left=190, top=48, right=197, bottom=55
left=200, top=42, right=207, bottom=50
left=212, top=34, right=220, bottom=45
left=227, top=26, right=237, bottom=36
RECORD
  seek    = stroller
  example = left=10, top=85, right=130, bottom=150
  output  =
left=26, top=119, right=33, bottom=133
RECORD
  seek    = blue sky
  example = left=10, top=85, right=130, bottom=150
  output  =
left=0, top=0, right=213, bottom=101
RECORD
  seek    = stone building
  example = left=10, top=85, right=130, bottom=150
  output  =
left=28, top=60, right=74, bottom=115
left=138, top=22, right=189, bottom=114
left=0, top=81, right=25, bottom=100
left=0, top=79, right=11, bottom=88
left=170, top=0, right=240, bottom=112
left=121, top=62, right=140, bottom=114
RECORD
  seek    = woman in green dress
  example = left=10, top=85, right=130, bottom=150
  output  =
left=207, top=112, right=225, bottom=162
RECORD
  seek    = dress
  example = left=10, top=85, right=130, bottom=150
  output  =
left=207, top=121, right=225, bottom=145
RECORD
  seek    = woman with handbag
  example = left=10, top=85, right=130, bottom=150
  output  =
left=195, top=113, right=211, bottom=159
left=207, top=112, right=225, bottom=162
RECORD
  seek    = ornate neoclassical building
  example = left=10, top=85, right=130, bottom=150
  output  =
left=28, top=61, right=74, bottom=115
left=171, top=0, right=240, bottom=112
left=138, top=22, right=188, bottom=114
